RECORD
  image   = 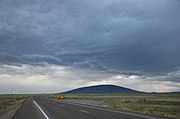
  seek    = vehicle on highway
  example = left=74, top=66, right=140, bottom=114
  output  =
left=58, top=95, right=65, bottom=99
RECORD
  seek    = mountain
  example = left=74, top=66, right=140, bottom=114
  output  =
left=61, top=85, right=143, bottom=94
left=153, top=92, right=180, bottom=94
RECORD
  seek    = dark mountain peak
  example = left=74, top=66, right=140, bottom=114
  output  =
left=62, top=84, right=143, bottom=94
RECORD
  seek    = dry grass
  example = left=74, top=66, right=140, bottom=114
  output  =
left=0, top=95, right=27, bottom=111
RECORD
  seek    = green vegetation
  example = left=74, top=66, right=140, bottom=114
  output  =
left=46, top=93, right=180, bottom=119
left=0, top=95, right=27, bottom=111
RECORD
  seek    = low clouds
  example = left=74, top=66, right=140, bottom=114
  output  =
left=0, top=64, right=180, bottom=93
left=0, top=0, right=180, bottom=93
left=0, top=64, right=113, bottom=93
left=0, top=64, right=179, bottom=93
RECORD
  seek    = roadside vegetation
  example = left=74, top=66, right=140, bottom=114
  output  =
left=46, top=93, right=180, bottom=119
left=0, top=95, right=27, bottom=111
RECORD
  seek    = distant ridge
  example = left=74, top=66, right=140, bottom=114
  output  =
left=153, top=92, right=180, bottom=94
left=61, top=85, right=143, bottom=94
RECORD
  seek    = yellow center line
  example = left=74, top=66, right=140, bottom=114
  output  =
left=80, top=110, right=90, bottom=114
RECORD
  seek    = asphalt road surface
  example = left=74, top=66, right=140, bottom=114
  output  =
left=12, top=97, right=169, bottom=119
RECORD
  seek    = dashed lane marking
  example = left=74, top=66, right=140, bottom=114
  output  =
left=80, top=110, right=90, bottom=114
left=61, top=101, right=157, bottom=119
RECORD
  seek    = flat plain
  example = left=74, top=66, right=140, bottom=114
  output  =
left=46, top=93, right=180, bottom=119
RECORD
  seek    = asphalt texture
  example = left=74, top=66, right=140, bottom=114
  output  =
left=12, top=96, right=170, bottom=119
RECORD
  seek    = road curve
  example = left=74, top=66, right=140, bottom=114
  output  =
left=12, top=96, right=170, bottom=119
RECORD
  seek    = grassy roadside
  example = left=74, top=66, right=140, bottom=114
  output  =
left=45, top=93, right=180, bottom=119
left=0, top=95, right=27, bottom=111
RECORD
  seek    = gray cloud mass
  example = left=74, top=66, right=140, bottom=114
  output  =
left=0, top=0, right=180, bottom=93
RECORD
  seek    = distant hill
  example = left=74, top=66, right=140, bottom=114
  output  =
left=154, top=92, right=180, bottom=94
left=61, top=85, right=143, bottom=94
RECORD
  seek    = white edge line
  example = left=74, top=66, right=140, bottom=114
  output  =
left=61, top=101, right=158, bottom=119
left=33, top=99, right=50, bottom=119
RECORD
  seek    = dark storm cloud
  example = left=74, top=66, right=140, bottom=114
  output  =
left=0, top=0, right=180, bottom=75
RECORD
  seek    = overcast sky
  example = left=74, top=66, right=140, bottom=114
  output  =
left=0, top=0, right=180, bottom=94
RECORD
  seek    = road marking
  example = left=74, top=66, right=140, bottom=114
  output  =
left=61, top=101, right=158, bottom=119
left=27, top=97, right=31, bottom=101
left=33, top=100, right=50, bottom=119
left=80, top=109, right=89, bottom=114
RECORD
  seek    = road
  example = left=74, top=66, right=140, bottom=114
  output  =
left=12, top=97, right=169, bottom=119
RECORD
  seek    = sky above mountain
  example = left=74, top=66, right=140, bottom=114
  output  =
left=0, top=0, right=180, bottom=93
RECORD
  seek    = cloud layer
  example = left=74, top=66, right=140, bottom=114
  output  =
left=0, top=64, right=179, bottom=94
left=0, top=0, right=180, bottom=93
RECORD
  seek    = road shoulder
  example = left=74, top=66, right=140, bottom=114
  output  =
left=0, top=100, right=25, bottom=119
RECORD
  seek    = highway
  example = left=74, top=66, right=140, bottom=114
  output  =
left=12, top=97, right=169, bottom=119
